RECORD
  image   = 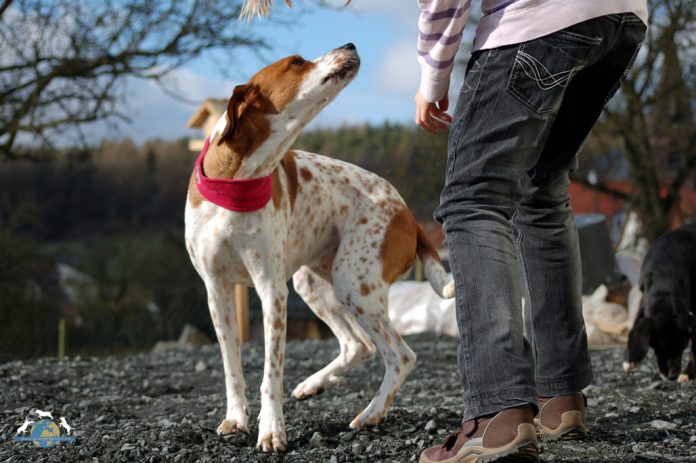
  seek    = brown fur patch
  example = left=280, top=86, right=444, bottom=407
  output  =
left=383, top=391, right=398, bottom=413
left=199, top=54, right=315, bottom=181
left=188, top=171, right=204, bottom=208
left=380, top=208, right=418, bottom=283
left=360, top=284, right=371, bottom=296
left=300, top=167, right=313, bottom=181
left=280, top=151, right=298, bottom=210
left=416, top=224, right=441, bottom=263
left=272, top=169, right=283, bottom=209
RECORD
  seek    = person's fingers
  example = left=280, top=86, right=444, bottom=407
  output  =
left=421, top=114, right=447, bottom=133
left=438, top=95, right=449, bottom=112
left=430, top=107, right=452, bottom=123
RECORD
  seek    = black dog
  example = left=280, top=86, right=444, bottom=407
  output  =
left=624, top=223, right=696, bottom=381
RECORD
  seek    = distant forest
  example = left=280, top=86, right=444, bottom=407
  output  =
left=0, top=123, right=453, bottom=359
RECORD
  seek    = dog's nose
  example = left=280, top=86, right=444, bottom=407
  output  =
left=340, top=43, right=356, bottom=51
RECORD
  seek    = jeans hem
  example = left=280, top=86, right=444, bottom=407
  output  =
left=462, top=386, right=539, bottom=422
left=535, top=366, right=594, bottom=397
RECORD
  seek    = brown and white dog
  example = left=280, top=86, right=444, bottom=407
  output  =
left=184, top=43, right=454, bottom=452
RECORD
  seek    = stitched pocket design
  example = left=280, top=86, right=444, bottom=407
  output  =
left=507, top=30, right=602, bottom=114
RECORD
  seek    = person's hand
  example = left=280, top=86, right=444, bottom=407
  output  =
left=414, top=90, right=452, bottom=134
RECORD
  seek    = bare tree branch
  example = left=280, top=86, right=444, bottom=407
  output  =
left=0, top=0, right=289, bottom=158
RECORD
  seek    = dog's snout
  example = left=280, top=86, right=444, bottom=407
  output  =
left=340, top=43, right=356, bottom=51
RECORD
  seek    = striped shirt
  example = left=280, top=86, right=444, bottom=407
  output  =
left=417, top=0, right=649, bottom=102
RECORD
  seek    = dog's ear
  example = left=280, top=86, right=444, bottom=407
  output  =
left=218, top=83, right=261, bottom=145
left=626, top=316, right=653, bottom=364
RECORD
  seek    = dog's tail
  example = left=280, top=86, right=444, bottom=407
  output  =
left=416, top=225, right=455, bottom=299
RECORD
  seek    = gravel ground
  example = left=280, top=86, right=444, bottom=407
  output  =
left=1, top=333, right=694, bottom=462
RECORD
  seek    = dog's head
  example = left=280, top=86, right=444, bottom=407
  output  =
left=624, top=270, right=694, bottom=380
left=213, top=43, right=359, bottom=174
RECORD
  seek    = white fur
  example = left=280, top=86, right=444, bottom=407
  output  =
left=185, top=46, right=452, bottom=452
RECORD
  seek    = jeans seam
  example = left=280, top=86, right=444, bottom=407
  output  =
left=513, top=213, right=538, bottom=368
left=449, top=49, right=492, bottom=182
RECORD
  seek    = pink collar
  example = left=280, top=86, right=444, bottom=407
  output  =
left=194, top=137, right=273, bottom=212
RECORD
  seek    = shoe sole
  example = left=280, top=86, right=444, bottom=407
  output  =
left=535, top=411, right=588, bottom=441
left=419, top=423, right=539, bottom=463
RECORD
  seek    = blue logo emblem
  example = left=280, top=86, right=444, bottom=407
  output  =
left=12, top=408, right=77, bottom=448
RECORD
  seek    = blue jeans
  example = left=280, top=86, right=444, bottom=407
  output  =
left=435, top=13, right=646, bottom=421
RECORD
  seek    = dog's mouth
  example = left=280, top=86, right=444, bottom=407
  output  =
left=321, top=57, right=360, bottom=85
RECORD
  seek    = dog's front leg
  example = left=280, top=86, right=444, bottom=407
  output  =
left=678, top=314, right=696, bottom=383
left=252, top=271, right=289, bottom=452
left=205, top=279, right=249, bottom=435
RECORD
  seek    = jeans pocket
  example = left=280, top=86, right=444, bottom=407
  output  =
left=506, top=30, right=602, bottom=114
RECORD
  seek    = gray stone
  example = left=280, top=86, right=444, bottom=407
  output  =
left=424, top=420, right=438, bottom=434
left=309, top=432, right=326, bottom=449
left=651, top=420, right=678, bottom=430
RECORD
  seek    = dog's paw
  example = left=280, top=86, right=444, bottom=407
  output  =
left=292, top=374, right=341, bottom=400
left=349, top=410, right=384, bottom=429
left=257, top=409, right=287, bottom=452
left=677, top=373, right=690, bottom=383
left=216, top=417, right=249, bottom=436
left=256, top=429, right=287, bottom=452
left=442, top=280, right=455, bottom=299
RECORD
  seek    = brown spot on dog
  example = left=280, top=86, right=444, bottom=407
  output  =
left=383, top=391, right=398, bottom=413
left=202, top=54, right=315, bottom=180
left=356, top=306, right=365, bottom=315
left=360, top=284, right=371, bottom=296
left=224, top=315, right=231, bottom=327
left=272, top=169, right=283, bottom=209
left=416, top=224, right=441, bottom=263
left=380, top=208, right=418, bottom=283
left=273, top=318, right=284, bottom=330
left=281, top=151, right=298, bottom=210
left=358, top=217, right=368, bottom=225
left=300, top=167, right=313, bottom=181
left=188, top=172, right=204, bottom=208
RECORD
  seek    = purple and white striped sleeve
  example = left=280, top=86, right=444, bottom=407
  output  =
left=417, top=0, right=471, bottom=102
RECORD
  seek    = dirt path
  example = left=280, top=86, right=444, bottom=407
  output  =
left=1, top=333, right=694, bottom=462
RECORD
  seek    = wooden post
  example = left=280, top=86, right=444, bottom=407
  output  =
left=415, top=258, right=425, bottom=282
left=57, top=317, right=66, bottom=360
left=235, top=285, right=250, bottom=343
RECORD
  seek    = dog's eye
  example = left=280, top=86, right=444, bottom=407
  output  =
left=290, top=56, right=305, bottom=67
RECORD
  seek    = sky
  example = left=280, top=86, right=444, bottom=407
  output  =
left=113, top=0, right=468, bottom=143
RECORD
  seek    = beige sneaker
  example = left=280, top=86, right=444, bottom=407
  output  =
left=419, top=406, right=539, bottom=463
left=535, top=393, right=588, bottom=441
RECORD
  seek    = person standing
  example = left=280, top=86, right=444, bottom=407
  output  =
left=415, top=1, right=648, bottom=462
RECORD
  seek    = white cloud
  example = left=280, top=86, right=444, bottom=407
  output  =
left=374, top=39, right=421, bottom=98
left=87, top=68, right=234, bottom=143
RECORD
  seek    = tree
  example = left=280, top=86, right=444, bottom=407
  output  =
left=0, top=0, right=279, bottom=158
left=580, top=0, right=696, bottom=242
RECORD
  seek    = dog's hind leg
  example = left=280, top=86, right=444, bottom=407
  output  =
left=202, top=276, right=249, bottom=436
left=332, top=268, right=417, bottom=429
left=291, top=265, right=376, bottom=400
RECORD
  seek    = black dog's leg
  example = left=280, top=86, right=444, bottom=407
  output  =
left=679, top=314, right=696, bottom=382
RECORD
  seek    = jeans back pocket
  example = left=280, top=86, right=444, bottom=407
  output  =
left=506, top=30, right=602, bottom=114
